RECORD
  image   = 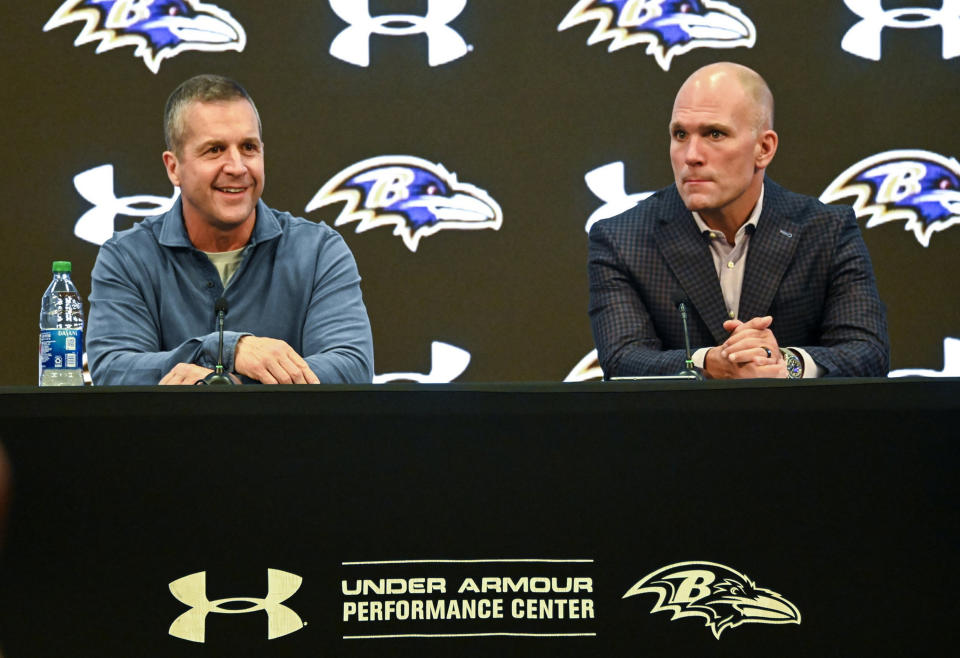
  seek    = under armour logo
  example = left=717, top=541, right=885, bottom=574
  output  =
left=72, top=164, right=178, bottom=245
left=842, top=0, right=960, bottom=60
left=329, top=0, right=471, bottom=67
left=889, top=336, right=960, bottom=377
left=169, top=569, right=304, bottom=643
left=373, top=341, right=471, bottom=383
left=584, top=161, right=653, bottom=233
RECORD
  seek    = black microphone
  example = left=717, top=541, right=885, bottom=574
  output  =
left=198, top=297, right=235, bottom=385
left=675, top=299, right=704, bottom=381
left=606, top=301, right=704, bottom=382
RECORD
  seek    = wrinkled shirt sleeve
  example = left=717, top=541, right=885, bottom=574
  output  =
left=301, top=232, right=374, bottom=384
left=87, top=241, right=237, bottom=385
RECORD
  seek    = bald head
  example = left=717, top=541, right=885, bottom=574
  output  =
left=668, top=61, right=779, bottom=229
left=675, top=62, right=774, bottom=133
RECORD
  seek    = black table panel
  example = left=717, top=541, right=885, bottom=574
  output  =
left=0, top=380, right=957, bottom=657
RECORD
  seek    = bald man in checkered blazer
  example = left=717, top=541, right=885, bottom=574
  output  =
left=588, top=63, right=888, bottom=379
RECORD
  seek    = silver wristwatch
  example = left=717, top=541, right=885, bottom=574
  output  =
left=780, top=348, right=804, bottom=379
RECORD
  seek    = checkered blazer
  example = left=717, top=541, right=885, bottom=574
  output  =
left=588, top=178, right=889, bottom=377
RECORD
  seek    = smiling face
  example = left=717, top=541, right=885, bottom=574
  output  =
left=162, top=98, right=264, bottom=250
left=669, top=64, right=776, bottom=228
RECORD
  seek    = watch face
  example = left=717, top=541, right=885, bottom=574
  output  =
left=785, top=353, right=803, bottom=378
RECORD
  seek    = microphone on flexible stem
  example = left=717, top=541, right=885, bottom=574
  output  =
left=607, top=300, right=704, bottom=382
left=675, top=299, right=704, bottom=381
left=199, top=297, right=235, bottom=385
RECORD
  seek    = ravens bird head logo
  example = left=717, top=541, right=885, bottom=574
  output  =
left=558, top=0, right=756, bottom=70
left=565, top=349, right=604, bottom=381
left=44, top=0, right=246, bottom=74
left=821, top=149, right=960, bottom=248
left=624, top=561, right=801, bottom=639
left=306, top=156, right=503, bottom=252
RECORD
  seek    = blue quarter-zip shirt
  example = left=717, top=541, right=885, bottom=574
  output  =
left=87, top=199, right=373, bottom=385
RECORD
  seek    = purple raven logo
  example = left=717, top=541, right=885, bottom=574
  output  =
left=624, top=561, right=801, bottom=639
left=307, top=156, right=503, bottom=252
left=44, top=0, right=246, bottom=74
left=565, top=349, right=603, bottom=382
left=820, top=149, right=960, bottom=247
left=558, top=0, right=756, bottom=70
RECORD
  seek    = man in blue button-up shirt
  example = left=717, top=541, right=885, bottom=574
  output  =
left=87, top=74, right=373, bottom=385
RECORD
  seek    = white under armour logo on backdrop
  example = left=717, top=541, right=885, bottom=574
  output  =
left=583, top=161, right=652, bottom=233
left=329, top=0, right=471, bottom=67
left=169, top=569, right=304, bottom=643
left=373, top=341, right=471, bottom=383
left=842, top=0, right=960, bottom=60
left=72, top=164, right=178, bottom=245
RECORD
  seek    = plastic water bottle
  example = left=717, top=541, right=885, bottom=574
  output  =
left=39, top=261, right=84, bottom=386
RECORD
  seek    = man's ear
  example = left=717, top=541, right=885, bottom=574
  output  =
left=756, top=129, right=778, bottom=169
left=162, top=151, right=180, bottom=187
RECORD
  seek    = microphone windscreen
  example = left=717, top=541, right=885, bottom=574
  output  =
left=215, top=297, right=228, bottom=315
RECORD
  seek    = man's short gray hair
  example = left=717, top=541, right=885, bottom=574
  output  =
left=163, top=74, right=261, bottom=155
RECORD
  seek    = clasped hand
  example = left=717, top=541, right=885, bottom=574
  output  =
left=704, top=316, right=788, bottom=379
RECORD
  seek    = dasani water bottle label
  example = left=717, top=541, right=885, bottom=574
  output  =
left=39, top=329, right=82, bottom=370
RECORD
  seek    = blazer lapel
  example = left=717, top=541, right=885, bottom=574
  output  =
left=654, top=189, right=730, bottom=345
left=738, top=182, right=803, bottom=322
